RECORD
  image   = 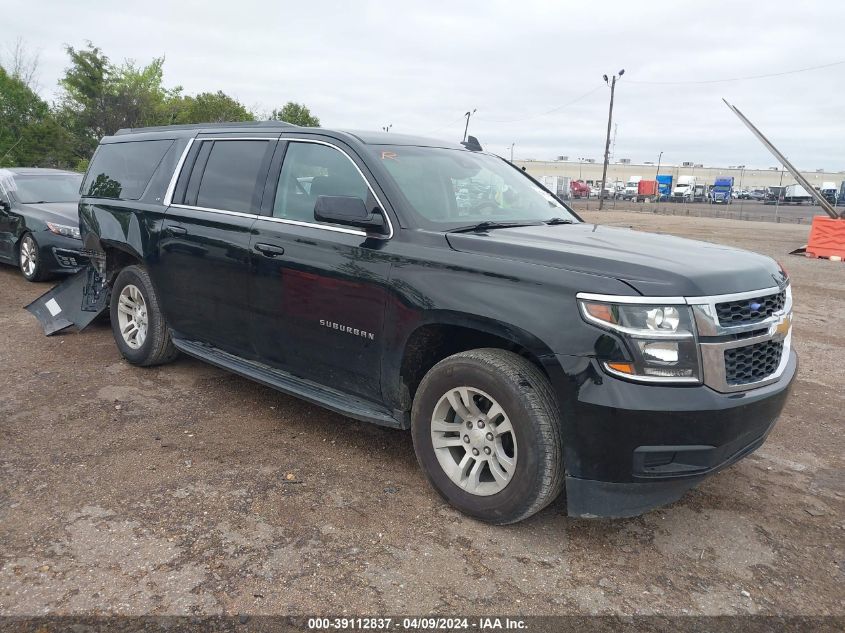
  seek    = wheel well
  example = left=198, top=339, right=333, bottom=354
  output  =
left=103, top=247, right=143, bottom=285
left=399, top=323, right=548, bottom=405
left=13, top=231, right=31, bottom=254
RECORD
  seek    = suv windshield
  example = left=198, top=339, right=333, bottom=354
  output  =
left=14, top=174, right=82, bottom=204
left=370, top=146, right=578, bottom=230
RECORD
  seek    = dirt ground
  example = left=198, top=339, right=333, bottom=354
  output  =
left=0, top=212, right=843, bottom=617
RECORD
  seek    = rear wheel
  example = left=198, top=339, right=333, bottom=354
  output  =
left=411, top=348, right=564, bottom=524
left=19, top=233, right=48, bottom=282
left=110, top=265, right=178, bottom=366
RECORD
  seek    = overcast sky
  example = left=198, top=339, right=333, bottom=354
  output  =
left=6, top=0, right=845, bottom=169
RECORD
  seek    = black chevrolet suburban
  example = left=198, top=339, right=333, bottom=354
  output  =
left=60, top=121, right=795, bottom=523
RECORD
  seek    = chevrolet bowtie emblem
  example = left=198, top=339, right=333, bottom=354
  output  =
left=774, top=314, right=792, bottom=339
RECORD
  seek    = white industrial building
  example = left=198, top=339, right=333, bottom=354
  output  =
left=515, top=159, right=844, bottom=192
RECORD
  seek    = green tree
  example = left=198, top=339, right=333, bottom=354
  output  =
left=0, top=67, right=74, bottom=167
left=171, top=91, right=255, bottom=124
left=270, top=102, right=320, bottom=127
left=56, top=43, right=181, bottom=156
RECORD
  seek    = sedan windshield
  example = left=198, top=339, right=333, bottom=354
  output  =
left=370, top=146, right=578, bottom=230
left=13, top=174, right=83, bottom=204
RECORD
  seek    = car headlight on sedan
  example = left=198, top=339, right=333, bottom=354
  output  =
left=577, top=297, right=701, bottom=383
left=46, top=222, right=81, bottom=239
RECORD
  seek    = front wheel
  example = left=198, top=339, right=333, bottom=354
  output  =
left=110, top=265, right=179, bottom=366
left=19, top=233, right=48, bottom=282
left=411, top=349, right=564, bottom=524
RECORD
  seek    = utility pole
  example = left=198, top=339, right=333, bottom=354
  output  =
left=509, top=142, right=515, bottom=162
left=655, top=151, right=663, bottom=179
left=599, top=69, right=624, bottom=210
left=463, top=109, right=477, bottom=142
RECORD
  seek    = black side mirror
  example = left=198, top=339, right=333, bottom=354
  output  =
left=314, top=196, right=386, bottom=233
left=0, top=199, right=10, bottom=213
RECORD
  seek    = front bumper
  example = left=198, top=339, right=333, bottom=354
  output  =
left=38, top=232, right=87, bottom=274
left=553, top=350, right=797, bottom=518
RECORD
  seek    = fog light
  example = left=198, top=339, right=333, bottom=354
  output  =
left=640, top=341, right=679, bottom=363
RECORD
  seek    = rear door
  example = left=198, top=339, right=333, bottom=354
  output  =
left=248, top=137, right=394, bottom=401
left=156, top=136, right=277, bottom=357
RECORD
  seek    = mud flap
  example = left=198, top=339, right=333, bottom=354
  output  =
left=25, top=266, right=109, bottom=336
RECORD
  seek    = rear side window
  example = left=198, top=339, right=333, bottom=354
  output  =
left=195, top=140, right=273, bottom=213
left=83, top=140, right=173, bottom=200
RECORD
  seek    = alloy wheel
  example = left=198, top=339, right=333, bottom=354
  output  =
left=116, top=284, right=148, bottom=349
left=430, top=386, right=517, bottom=496
left=20, top=236, right=37, bottom=278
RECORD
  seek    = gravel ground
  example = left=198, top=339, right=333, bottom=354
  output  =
left=0, top=211, right=843, bottom=617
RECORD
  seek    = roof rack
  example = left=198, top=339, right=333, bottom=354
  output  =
left=114, top=121, right=299, bottom=135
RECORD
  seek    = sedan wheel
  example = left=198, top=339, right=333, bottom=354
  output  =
left=116, top=284, right=149, bottom=349
left=19, top=234, right=43, bottom=281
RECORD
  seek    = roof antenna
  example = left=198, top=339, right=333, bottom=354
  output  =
left=461, top=135, right=482, bottom=151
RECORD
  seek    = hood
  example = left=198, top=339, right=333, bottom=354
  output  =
left=446, top=223, right=783, bottom=296
left=17, top=202, right=79, bottom=226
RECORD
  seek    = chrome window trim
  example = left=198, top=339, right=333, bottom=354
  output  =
left=168, top=203, right=368, bottom=237
left=280, top=137, right=394, bottom=240
left=256, top=215, right=367, bottom=237
left=163, top=136, right=393, bottom=239
left=168, top=203, right=259, bottom=220
left=164, top=137, right=276, bottom=208
left=162, top=138, right=194, bottom=207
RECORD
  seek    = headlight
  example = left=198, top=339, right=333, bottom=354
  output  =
left=46, top=222, right=81, bottom=239
left=578, top=297, right=701, bottom=383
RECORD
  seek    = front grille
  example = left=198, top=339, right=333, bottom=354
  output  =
left=716, top=290, right=785, bottom=325
left=725, top=340, right=784, bottom=386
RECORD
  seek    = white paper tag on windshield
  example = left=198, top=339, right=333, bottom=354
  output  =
left=45, top=298, right=62, bottom=317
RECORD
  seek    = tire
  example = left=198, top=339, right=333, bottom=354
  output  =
left=18, top=233, right=48, bottom=282
left=411, top=348, right=564, bottom=524
left=110, top=265, right=179, bottom=366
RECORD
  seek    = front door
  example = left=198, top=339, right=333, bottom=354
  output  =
left=0, top=184, right=20, bottom=262
left=155, top=137, right=276, bottom=357
left=249, top=139, right=392, bottom=401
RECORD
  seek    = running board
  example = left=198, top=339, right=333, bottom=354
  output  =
left=172, top=337, right=404, bottom=429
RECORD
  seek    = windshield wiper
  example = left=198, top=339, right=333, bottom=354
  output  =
left=544, top=217, right=575, bottom=225
left=449, top=221, right=540, bottom=233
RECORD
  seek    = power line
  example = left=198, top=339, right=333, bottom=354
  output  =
left=625, top=60, right=845, bottom=85
left=425, top=112, right=471, bottom=136
left=476, top=85, right=603, bottom=123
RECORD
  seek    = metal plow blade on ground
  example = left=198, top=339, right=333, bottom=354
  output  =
left=723, top=99, right=845, bottom=260
left=25, top=266, right=109, bottom=335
